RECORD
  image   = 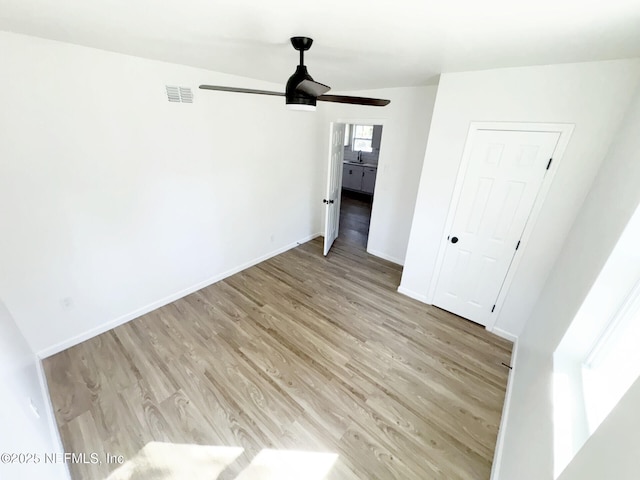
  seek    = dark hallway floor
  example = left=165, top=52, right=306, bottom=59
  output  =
left=339, top=189, right=372, bottom=249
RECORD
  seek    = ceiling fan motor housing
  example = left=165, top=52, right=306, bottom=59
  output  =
left=286, top=65, right=317, bottom=108
left=199, top=35, right=390, bottom=108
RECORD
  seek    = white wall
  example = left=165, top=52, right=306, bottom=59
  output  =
left=494, top=82, right=640, bottom=479
left=557, top=376, right=640, bottom=480
left=0, top=31, right=326, bottom=355
left=0, top=298, right=68, bottom=479
left=553, top=197, right=640, bottom=475
left=320, top=86, right=438, bottom=265
left=400, top=59, right=640, bottom=337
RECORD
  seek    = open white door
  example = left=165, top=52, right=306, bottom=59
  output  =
left=433, top=129, right=560, bottom=326
left=323, top=122, right=346, bottom=256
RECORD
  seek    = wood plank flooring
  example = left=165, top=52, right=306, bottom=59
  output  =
left=339, top=190, right=372, bottom=248
left=44, top=237, right=512, bottom=480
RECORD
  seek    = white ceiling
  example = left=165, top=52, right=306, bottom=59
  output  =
left=1, top=0, right=639, bottom=90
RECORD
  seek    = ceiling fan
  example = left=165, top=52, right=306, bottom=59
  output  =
left=200, top=37, right=390, bottom=111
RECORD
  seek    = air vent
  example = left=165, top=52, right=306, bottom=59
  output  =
left=179, top=87, right=193, bottom=103
left=165, top=85, right=193, bottom=103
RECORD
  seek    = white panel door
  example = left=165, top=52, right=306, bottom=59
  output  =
left=324, top=123, right=346, bottom=256
left=433, top=129, right=560, bottom=325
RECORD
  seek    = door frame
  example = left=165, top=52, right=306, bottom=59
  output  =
left=426, top=122, right=574, bottom=332
left=331, top=117, right=387, bottom=252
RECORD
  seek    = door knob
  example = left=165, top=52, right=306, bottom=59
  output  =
left=323, top=199, right=334, bottom=204
left=451, top=236, right=459, bottom=244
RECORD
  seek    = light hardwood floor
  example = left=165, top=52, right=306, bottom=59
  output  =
left=339, top=190, right=372, bottom=248
left=44, top=237, right=512, bottom=480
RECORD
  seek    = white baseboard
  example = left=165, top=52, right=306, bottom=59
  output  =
left=396, top=285, right=430, bottom=304
left=490, top=327, right=519, bottom=344
left=366, top=248, right=404, bottom=266
left=37, top=233, right=321, bottom=359
left=490, top=337, right=520, bottom=480
left=36, top=357, right=71, bottom=479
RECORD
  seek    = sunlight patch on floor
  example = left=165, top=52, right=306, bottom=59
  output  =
left=106, top=442, right=244, bottom=480
left=105, top=443, right=338, bottom=480
left=235, top=449, right=339, bottom=480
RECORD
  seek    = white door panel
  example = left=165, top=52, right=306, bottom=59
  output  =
left=323, top=123, right=345, bottom=256
left=433, top=129, right=560, bottom=325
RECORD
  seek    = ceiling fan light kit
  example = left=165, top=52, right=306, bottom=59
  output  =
left=285, top=37, right=327, bottom=111
left=286, top=102, right=317, bottom=112
left=286, top=65, right=318, bottom=111
left=199, top=37, right=390, bottom=111
left=285, top=65, right=318, bottom=110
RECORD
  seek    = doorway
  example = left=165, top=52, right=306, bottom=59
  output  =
left=340, top=123, right=382, bottom=249
left=323, top=123, right=383, bottom=255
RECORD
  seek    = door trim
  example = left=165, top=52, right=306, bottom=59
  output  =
left=426, top=122, right=574, bottom=332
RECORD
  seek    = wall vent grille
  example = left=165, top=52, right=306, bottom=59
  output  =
left=166, top=86, right=193, bottom=103
left=179, top=87, right=193, bottom=103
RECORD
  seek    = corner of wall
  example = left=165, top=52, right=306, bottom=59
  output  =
left=490, top=327, right=519, bottom=344
left=366, top=248, right=404, bottom=266
left=396, top=285, right=431, bottom=304
left=36, top=359, right=70, bottom=479
left=0, top=299, right=69, bottom=479
left=490, top=335, right=520, bottom=480
left=37, top=232, right=322, bottom=358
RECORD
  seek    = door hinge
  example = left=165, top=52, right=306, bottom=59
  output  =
left=516, top=240, right=521, bottom=250
left=546, top=158, right=553, bottom=170
left=491, top=304, right=496, bottom=312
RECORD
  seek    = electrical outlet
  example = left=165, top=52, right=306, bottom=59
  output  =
left=61, top=297, right=74, bottom=310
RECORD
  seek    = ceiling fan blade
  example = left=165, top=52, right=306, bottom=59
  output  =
left=199, top=85, right=284, bottom=97
left=296, top=79, right=331, bottom=97
left=317, top=94, right=390, bottom=107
